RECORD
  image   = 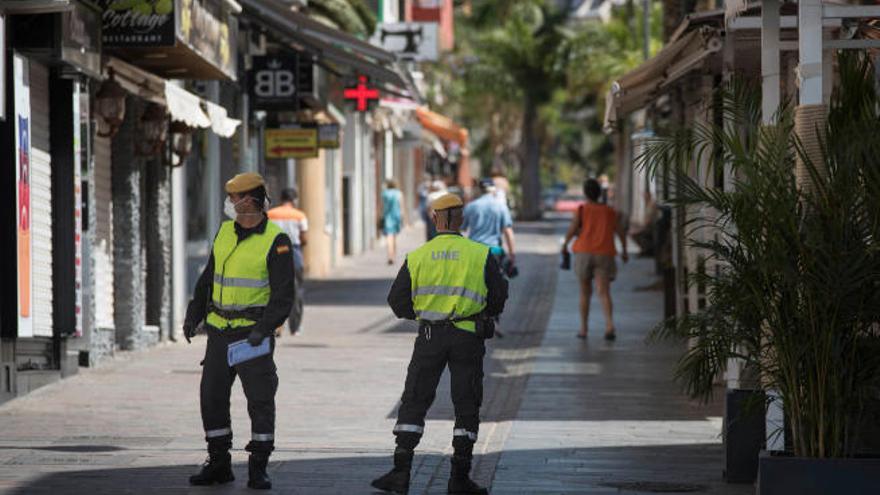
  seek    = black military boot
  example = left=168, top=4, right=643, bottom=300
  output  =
left=371, top=447, right=413, bottom=494
left=189, top=450, right=234, bottom=486
left=447, top=454, right=488, bottom=495
left=247, top=453, right=272, bottom=490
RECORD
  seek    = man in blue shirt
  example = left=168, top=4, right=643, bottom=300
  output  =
left=463, top=179, right=516, bottom=263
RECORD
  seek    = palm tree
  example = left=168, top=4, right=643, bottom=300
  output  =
left=308, top=0, right=377, bottom=37
left=458, top=0, right=656, bottom=217
left=462, top=1, right=581, bottom=218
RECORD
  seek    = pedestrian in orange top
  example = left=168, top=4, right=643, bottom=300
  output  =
left=561, top=179, right=629, bottom=341
left=268, top=188, right=308, bottom=335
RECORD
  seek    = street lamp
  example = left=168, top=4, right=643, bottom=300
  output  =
left=168, top=120, right=193, bottom=167
left=137, top=103, right=168, bottom=156
left=94, top=70, right=127, bottom=138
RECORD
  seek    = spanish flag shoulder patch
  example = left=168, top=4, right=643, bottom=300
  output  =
left=276, top=244, right=291, bottom=254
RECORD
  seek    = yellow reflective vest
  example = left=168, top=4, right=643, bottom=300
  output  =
left=407, top=234, right=490, bottom=332
left=206, top=220, right=284, bottom=330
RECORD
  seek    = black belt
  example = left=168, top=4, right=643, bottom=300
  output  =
left=419, top=315, right=480, bottom=330
left=208, top=303, right=265, bottom=322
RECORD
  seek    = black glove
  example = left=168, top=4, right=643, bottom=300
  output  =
left=247, top=329, right=265, bottom=347
left=183, top=324, right=197, bottom=344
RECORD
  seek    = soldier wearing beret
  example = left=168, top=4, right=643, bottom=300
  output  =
left=373, top=193, right=509, bottom=495
left=183, top=172, right=295, bottom=490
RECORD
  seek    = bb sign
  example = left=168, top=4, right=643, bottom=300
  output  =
left=249, top=55, right=312, bottom=111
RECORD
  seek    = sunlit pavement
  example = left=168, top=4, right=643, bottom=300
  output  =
left=0, top=219, right=748, bottom=494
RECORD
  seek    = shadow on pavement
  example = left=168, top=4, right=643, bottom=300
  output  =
left=0, top=445, right=127, bottom=453
left=5, top=445, right=746, bottom=495
left=304, top=278, right=394, bottom=307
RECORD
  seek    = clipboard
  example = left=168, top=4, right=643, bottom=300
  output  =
left=227, top=337, right=271, bottom=366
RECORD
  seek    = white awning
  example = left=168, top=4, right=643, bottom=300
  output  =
left=603, top=26, right=722, bottom=132
left=165, top=83, right=211, bottom=129
left=205, top=101, right=241, bottom=138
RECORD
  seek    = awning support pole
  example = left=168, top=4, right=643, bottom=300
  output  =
left=762, top=0, right=785, bottom=453
left=799, top=0, right=823, bottom=106
left=762, top=0, right=781, bottom=125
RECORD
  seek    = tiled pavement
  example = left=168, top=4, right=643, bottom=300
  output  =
left=490, top=244, right=753, bottom=495
left=0, top=219, right=752, bottom=494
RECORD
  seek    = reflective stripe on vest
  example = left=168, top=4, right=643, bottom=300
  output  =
left=206, top=220, right=283, bottom=330
left=407, top=234, right=489, bottom=333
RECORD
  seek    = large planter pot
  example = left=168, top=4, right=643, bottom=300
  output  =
left=757, top=452, right=880, bottom=495
left=724, top=389, right=766, bottom=483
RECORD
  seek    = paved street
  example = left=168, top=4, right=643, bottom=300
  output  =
left=0, top=220, right=749, bottom=494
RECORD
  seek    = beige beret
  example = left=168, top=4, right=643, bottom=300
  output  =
left=225, top=172, right=265, bottom=194
left=430, top=193, right=464, bottom=211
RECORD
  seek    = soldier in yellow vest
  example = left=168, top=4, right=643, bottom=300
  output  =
left=182, top=173, right=295, bottom=490
left=372, top=193, right=509, bottom=495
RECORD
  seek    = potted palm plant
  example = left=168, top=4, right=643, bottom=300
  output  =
left=639, top=52, right=880, bottom=494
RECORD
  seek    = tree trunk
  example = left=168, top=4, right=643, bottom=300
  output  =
left=520, top=96, right=542, bottom=220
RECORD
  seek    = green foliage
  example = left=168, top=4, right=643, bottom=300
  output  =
left=308, top=0, right=376, bottom=37
left=641, top=52, right=880, bottom=458
left=440, top=0, right=661, bottom=185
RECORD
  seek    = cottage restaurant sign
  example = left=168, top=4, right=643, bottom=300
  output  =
left=101, top=0, right=176, bottom=47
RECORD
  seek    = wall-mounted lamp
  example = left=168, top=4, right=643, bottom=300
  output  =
left=137, top=103, right=168, bottom=156
left=95, top=70, right=127, bottom=138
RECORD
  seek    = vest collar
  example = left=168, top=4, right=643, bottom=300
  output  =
left=234, top=215, right=268, bottom=241
left=434, top=231, right=463, bottom=237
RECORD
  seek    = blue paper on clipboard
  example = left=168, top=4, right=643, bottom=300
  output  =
left=227, top=337, right=271, bottom=366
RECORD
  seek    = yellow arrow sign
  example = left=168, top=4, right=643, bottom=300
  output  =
left=265, top=128, right=318, bottom=159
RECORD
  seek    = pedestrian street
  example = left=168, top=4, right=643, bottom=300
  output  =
left=0, top=221, right=740, bottom=494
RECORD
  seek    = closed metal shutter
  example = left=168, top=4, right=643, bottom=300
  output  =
left=93, top=134, right=114, bottom=330
left=29, top=62, right=52, bottom=338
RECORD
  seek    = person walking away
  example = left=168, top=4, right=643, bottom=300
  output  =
left=424, top=180, right=448, bottom=241
left=183, top=172, right=295, bottom=490
left=463, top=179, right=516, bottom=264
left=268, top=188, right=308, bottom=335
left=490, top=167, right=511, bottom=208
left=463, top=179, right=516, bottom=336
left=382, top=179, right=405, bottom=265
left=372, top=193, right=509, bottom=495
left=462, top=179, right=516, bottom=264
left=561, top=178, right=629, bottom=341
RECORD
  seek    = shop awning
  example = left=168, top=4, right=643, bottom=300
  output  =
left=0, top=0, right=71, bottom=14
left=414, top=106, right=472, bottom=188
left=205, top=101, right=241, bottom=138
left=415, top=107, right=468, bottom=146
left=165, top=83, right=211, bottom=129
left=105, top=57, right=238, bottom=137
left=604, top=26, right=722, bottom=132
left=239, top=0, right=408, bottom=91
left=106, top=57, right=166, bottom=106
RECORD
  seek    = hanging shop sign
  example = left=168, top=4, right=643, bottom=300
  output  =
left=248, top=54, right=315, bottom=110
left=101, top=0, right=176, bottom=47
left=100, top=0, right=237, bottom=80
left=344, top=76, right=380, bottom=112
left=60, top=1, right=103, bottom=79
left=250, top=56, right=297, bottom=109
left=265, top=128, right=318, bottom=159
left=318, top=123, right=340, bottom=149
left=14, top=54, right=33, bottom=338
left=371, top=22, right=438, bottom=62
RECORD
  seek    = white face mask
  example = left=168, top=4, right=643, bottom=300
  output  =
left=224, top=196, right=270, bottom=220
left=223, top=197, right=237, bottom=220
